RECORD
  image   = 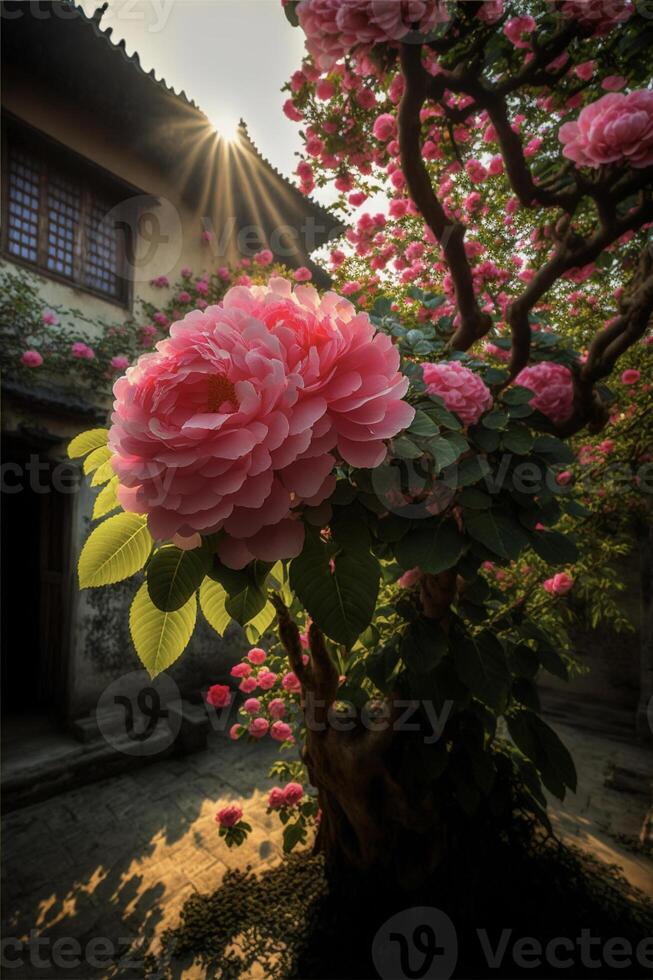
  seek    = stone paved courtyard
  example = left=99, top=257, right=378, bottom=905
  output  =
left=2, top=721, right=651, bottom=978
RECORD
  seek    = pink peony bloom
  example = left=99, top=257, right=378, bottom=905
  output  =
left=268, top=787, right=286, bottom=809
left=248, top=717, right=270, bottom=738
left=42, top=309, right=58, bottom=326
left=230, top=662, right=252, bottom=678
left=239, top=677, right=258, bottom=694
left=21, top=350, right=43, bottom=367
left=293, top=266, right=312, bottom=282
left=282, top=671, right=302, bottom=693
left=373, top=113, right=396, bottom=142
left=503, top=15, right=536, bottom=48
left=422, top=361, right=493, bottom=426
left=243, top=697, right=261, bottom=714
left=283, top=782, right=304, bottom=806
left=602, top=75, right=626, bottom=91
left=111, top=356, right=130, bottom=372
left=247, top=647, right=267, bottom=665
left=268, top=698, right=286, bottom=720
left=71, top=342, right=95, bottom=360
left=215, top=804, right=242, bottom=828
left=254, top=249, right=274, bottom=267
left=514, top=362, right=574, bottom=423
left=621, top=368, right=640, bottom=385
left=559, top=90, right=653, bottom=170
left=398, top=567, right=422, bottom=588
left=206, top=684, right=232, bottom=708
left=560, top=0, right=632, bottom=33
left=109, top=278, right=413, bottom=568
left=257, top=670, right=278, bottom=691
left=270, top=720, right=293, bottom=742
left=543, top=572, right=574, bottom=596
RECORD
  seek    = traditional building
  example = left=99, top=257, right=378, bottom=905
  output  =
left=1, top=0, right=344, bottom=786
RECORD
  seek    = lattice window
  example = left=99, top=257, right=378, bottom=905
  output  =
left=2, top=127, right=131, bottom=305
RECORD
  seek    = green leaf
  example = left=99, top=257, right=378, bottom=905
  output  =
left=289, top=534, right=380, bottom=648
left=533, top=435, right=575, bottom=465
left=282, top=821, right=307, bottom=853
left=454, top=632, right=511, bottom=712
left=199, top=579, right=231, bottom=636
left=450, top=455, right=491, bottom=488
left=90, top=457, right=115, bottom=487
left=396, top=519, right=465, bottom=574
left=130, top=582, right=196, bottom=678
left=79, top=513, right=152, bottom=588
left=465, top=510, right=529, bottom=560
left=501, top=427, right=533, bottom=455
left=393, top=436, right=422, bottom=460
left=458, top=487, right=491, bottom=509
left=226, top=582, right=267, bottom=627
left=482, top=410, right=509, bottom=430
left=68, top=427, right=109, bottom=459
left=425, top=399, right=463, bottom=430
left=83, top=445, right=112, bottom=475
left=283, top=0, right=300, bottom=27
left=245, top=601, right=276, bottom=643
left=147, top=543, right=211, bottom=612
left=92, top=476, right=120, bottom=520
left=401, top=617, right=448, bottom=674
left=502, top=386, right=535, bottom=405
left=507, top=710, right=576, bottom=799
left=409, top=410, right=440, bottom=438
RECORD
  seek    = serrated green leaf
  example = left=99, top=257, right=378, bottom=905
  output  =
left=245, top=601, right=276, bottom=643
left=68, top=428, right=109, bottom=459
left=396, top=519, right=465, bottom=574
left=79, top=513, right=152, bottom=588
left=147, top=543, right=211, bottom=612
left=501, top=427, right=533, bottom=455
left=92, top=476, right=120, bottom=520
left=130, top=582, right=196, bottom=678
left=83, top=445, right=112, bottom=475
left=90, top=457, right=115, bottom=487
left=226, top=583, right=267, bottom=627
left=199, top=579, right=231, bottom=636
left=465, top=510, right=529, bottom=560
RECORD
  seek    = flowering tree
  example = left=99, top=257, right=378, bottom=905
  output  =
left=71, top=0, right=652, bottom=889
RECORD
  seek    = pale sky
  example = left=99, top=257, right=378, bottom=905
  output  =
left=79, top=0, right=324, bottom=196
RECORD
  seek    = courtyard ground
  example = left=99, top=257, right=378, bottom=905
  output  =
left=2, top=720, right=651, bottom=978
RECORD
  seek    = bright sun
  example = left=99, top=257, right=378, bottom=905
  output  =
left=206, top=109, right=240, bottom=141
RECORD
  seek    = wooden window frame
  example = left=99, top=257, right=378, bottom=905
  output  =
left=1, top=118, right=142, bottom=310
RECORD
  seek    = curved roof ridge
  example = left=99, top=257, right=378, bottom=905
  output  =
left=237, top=120, right=347, bottom=240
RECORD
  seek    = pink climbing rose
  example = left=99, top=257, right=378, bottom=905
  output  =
left=215, top=804, right=243, bottom=828
left=543, top=573, right=574, bottom=596
left=247, top=647, right=267, bottom=665
left=206, top=684, right=232, bottom=708
left=422, top=361, right=493, bottom=426
left=514, top=362, right=574, bottom=423
left=108, top=278, right=413, bottom=569
left=559, top=90, right=653, bottom=170
left=21, top=350, right=43, bottom=367
left=283, top=782, right=304, bottom=806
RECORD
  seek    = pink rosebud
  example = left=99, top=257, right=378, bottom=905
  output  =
left=268, top=698, right=286, bottom=720
left=543, top=573, right=574, bottom=596
left=42, top=309, right=58, bottom=326
left=268, top=787, right=286, bottom=810
left=601, top=75, right=626, bottom=91
left=398, top=567, right=422, bottom=588
left=215, top=804, right=242, bottom=828
left=556, top=470, right=573, bottom=486
left=293, top=266, right=312, bottom=282
left=283, top=782, right=304, bottom=806
left=180, top=266, right=192, bottom=278
left=243, top=698, right=261, bottom=715
left=247, top=647, right=267, bottom=665
left=21, top=350, right=43, bottom=367
left=254, top=248, right=274, bottom=267
left=229, top=724, right=243, bottom=740
left=206, top=684, right=232, bottom=709
left=248, top=717, right=269, bottom=738
left=270, top=721, right=293, bottom=742
left=71, top=342, right=95, bottom=360
left=621, top=369, right=640, bottom=385
left=110, top=356, right=129, bottom=372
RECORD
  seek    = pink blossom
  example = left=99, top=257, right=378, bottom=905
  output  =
left=109, top=279, right=413, bottom=568
left=247, top=647, right=267, bottom=665
left=293, top=266, right=312, bottom=282
left=559, top=90, right=653, bottom=170
left=230, top=662, right=252, bottom=678
left=206, top=684, right=232, bottom=708
left=268, top=698, right=286, bottom=720
left=283, top=98, right=304, bottom=122
left=514, top=362, right=574, bottom=423
left=543, top=572, right=574, bottom=596
left=21, top=350, right=43, bottom=367
left=181, top=266, right=193, bottom=278
left=398, top=567, right=422, bottom=588
left=201, top=230, right=213, bottom=243
left=422, top=361, right=493, bottom=426
left=42, top=309, right=58, bottom=326
left=239, top=677, right=258, bottom=694
left=268, top=787, right=286, bottom=810
left=71, top=342, right=95, bottom=360
left=602, top=75, right=626, bottom=91
left=316, top=78, right=335, bottom=100
left=561, top=0, right=632, bottom=33
left=270, top=721, right=293, bottom=742
left=215, top=804, right=242, bottom=828
left=373, top=113, right=396, bottom=142
left=477, top=0, right=503, bottom=22
left=229, top=724, right=243, bottom=740
left=574, top=60, right=595, bottom=81
left=556, top=470, right=573, bottom=486
left=243, top=697, right=261, bottom=714
left=248, top=717, right=270, bottom=738
left=110, top=356, right=130, bottom=372
left=621, top=368, right=640, bottom=385
left=503, top=15, right=536, bottom=48
left=348, top=191, right=368, bottom=207
left=283, top=782, right=304, bottom=806
left=257, top=670, right=278, bottom=691
left=254, top=249, right=274, bottom=267
left=282, top=671, right=301, bottom=693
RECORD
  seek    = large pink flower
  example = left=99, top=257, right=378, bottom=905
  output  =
left=560, top=0, right=632, bottom=34
left=514, top=361, right=574, bottom=423
left=296, top=0, right=445, bottom=68
left=109, top=278, right=413, bottom=568
left=559, top=90, right=653, bottom=170
left=422, top=361, right=493, bottom=426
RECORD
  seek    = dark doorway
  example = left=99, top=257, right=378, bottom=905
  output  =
left=1, top=433, right=72, bottom=716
